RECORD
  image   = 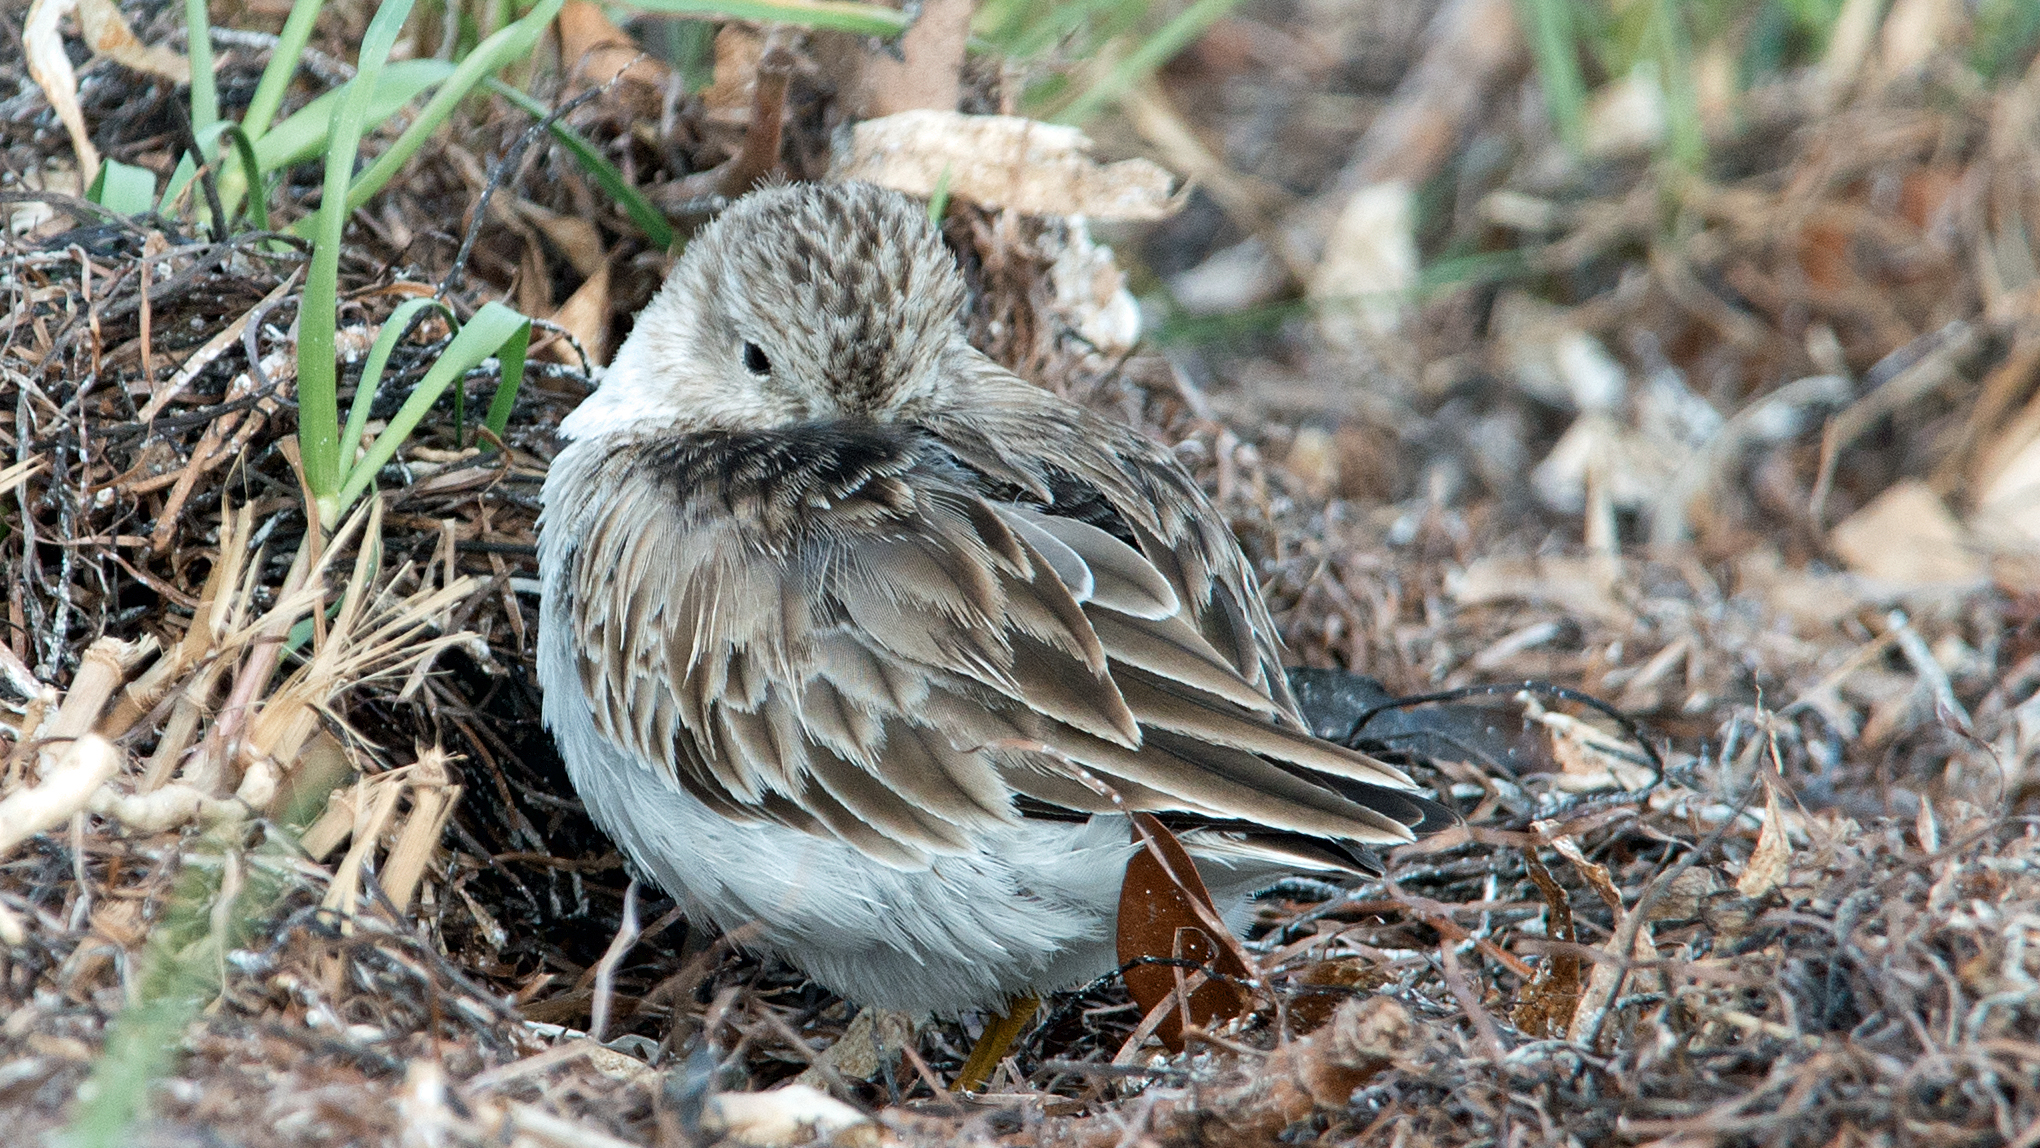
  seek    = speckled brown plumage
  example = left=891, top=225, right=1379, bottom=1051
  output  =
left=535, top=181, right=1452, bottom=1015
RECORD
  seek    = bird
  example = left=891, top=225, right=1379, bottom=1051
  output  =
left=535, top=180, right=1454, bottom=1080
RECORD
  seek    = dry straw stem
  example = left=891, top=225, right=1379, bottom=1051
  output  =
left=44, top=637, right=156, bottom=744
left=321, top=769, right=407, bottom=926
left=220, top=499, right=474, bottom=799
left=376, top=746, right=463, bottom=913
left=105, top=502, right=254, bottom=763
left=0, top=734, right=119, bottom=858
left=0, top=497, right=478, bottom=897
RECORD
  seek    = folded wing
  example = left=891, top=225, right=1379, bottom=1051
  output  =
left=557, top=423, right=1449, bottom=869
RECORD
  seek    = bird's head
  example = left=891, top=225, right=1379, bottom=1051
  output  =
left=562, top=181, right=973, bottom=440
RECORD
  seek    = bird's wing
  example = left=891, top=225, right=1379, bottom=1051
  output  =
left=552, top=424, right=1444, bottom=870
left=923, top=380, right=1301, bottom=719
left=1064, top=438, right=1301, bottom=720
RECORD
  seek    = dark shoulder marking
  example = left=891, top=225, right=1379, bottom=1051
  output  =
left=643, top=422, right=915, bottom=500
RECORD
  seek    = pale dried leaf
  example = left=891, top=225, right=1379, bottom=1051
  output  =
left=1310, top=181, right=1418, bottom=345
left=24, top=0, right=99, bottom=186
left=1970, top=391, right=2040, bottom=552
left=1447, top=554, right=1632, bottom=625
left=861, top=0, right=969, bottom=116
left=76, top=0, right=189, bottom=82
left=1492, top=292, right=1629, bottom=412
left=1878, top=0, right=1958, bottom=78
left=834, top=110, right=1179, bottom=221
left=1532, top=412, right=1689, bottom=515
left=700, top=25, right=765, bottom=124
left=704, top=1084, right=879, bottom=1148
left=1526, top=697, right=1658, bottom=793
left=1830, top=480, right=1985, bottom=587
left=1736, top=780, right=1793, bottom=897
left=1583, top=66, right=1668, bottom=157
left=1038, top=220, right=1140, bottom=355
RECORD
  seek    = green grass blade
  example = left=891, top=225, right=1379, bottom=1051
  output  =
left=609, top=0, right=906, bottom=36
left=336, top=302, right=531, bottom=511
left=980, top=0, right=1143, bottom=64
left=1649, top=0, right=1705, bottom=170
left=342, top=296, right=457, bottom=467
left=1973, top=0, right=2040, bottom=80
left=1050, top=0, right=1245, bottom=125
left=88, top=159, right=159, bottom=215
left=927, top=163, right=953, bottom=222
left=480, top=303, right=530, bottom=438
left=158, top=153, right=198, bottom=217
left=1518, top=0, right=1587, bottom=154
left=184, top=0, right=218, bottom=135
left=485, top=78, right=675, bottom=250
left=62, top=833, right=283, bottom=1148
left=207, top=123, right=270, bottom=230
left=226, top=60, right=453, bottom=235
left=299, top=0, right=423, bottom=510
left=64, top=994, right=202, bottom=1148
left=243, top=0, right=328, bottom=139
left=335, top=0, right=567, bottom=222
left=251, top=61, right=458, bottom=177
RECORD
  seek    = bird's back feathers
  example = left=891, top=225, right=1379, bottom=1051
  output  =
left=544, top=411, right=1451, bottom=871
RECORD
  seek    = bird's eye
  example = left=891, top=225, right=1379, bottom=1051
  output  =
left=742, top=341, right=771, bottom=375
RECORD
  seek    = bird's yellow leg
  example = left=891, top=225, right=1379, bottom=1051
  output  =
left=951, top=993, right=1040, bottom=1093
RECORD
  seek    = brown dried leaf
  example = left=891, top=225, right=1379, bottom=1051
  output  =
left=557, top=0, right=667, bottom=118
left=516, top=237, right=553, bottom=317
left=1540, top=825, right=1623, bottom=913
left=1118, top=813, right=1252, bottom=1053
left=518, top=201, right=608, bottom=279
left=1510, top=851, right=1582, bottom=1038
left=1287, top=957, right=1390, bottom=1034
left=546, top=261, right=612, bottom=367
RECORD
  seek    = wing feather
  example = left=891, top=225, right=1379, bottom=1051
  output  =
left=550, top=422, right=1447, bottom=871
left=1005, top=508, right=1177, bottom=619
left=864, top=717, right=1012, bottom=828
left=796, top=776, right=933, bottom=869
left=805, top=746, right=976, bottom=855
left=1085, top=607, right=1279, bottom=716
left=999, top=510, right=1092, bottom=602
left=1112, top=667, right=1417, bottom=789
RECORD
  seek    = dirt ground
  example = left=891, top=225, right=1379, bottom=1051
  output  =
left=2, top=0, right=2039, bottom=1144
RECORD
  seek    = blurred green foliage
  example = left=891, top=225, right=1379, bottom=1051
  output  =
left=1520, top=0, right=2040, bottom=172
